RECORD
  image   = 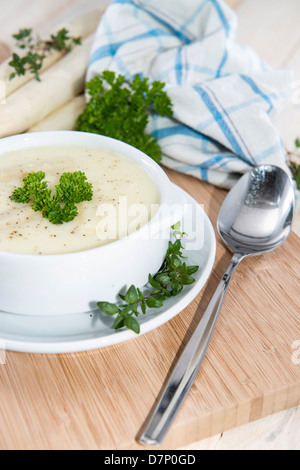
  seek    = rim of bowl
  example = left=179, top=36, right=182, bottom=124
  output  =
left=0, top=131, right=180, bottom=260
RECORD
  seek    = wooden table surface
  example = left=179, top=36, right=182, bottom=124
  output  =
left=0, top=0, right=299, bottom=451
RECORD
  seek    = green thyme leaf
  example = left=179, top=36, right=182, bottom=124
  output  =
left=12, top=28, right=32, bottom=41
left=124, top=285, right=139, bottom=305
left=178, top=274, right=196, bottom=285
left=124, top=317, right=140, bottom=334
left=186, top=265, right=200, bottom=275
left=155, top=273, right=171, bottom=285
left=171, top=281, right=183, bottom=296
left=148, top=274, right=161, bottom=289
left=50, top=28, right=81, bottom=52
left=97, top=302, right=120, bottom=316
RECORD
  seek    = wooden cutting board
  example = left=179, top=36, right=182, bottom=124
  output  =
left=0, top=168, right=299, bottom=450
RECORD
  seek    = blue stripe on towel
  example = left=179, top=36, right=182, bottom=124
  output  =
left=194, top=85, right=251, bottom=161
left=211, top=0, right=230, bottom=77
left=152, top=124, right=227, bottom=151
left=113, top=0, right=192, bottom=43
left=240, top=74, right=273, bottom=113
left=89, top=28, right=174, bottom=65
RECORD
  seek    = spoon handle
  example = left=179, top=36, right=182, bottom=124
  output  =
left=138, top=253, right=243, bottom=446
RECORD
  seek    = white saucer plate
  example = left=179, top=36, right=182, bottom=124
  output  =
left=0, top=187, right=216, bottom=354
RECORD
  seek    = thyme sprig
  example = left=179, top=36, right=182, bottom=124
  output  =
left=9, top=27, right=81, bottom=81
left=97, top=223, right=199, bottom=334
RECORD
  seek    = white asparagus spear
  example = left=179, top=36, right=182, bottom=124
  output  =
left=0, top=35, right=93, bottom=138
left=28, top=94, right=86, bottom=131
left=0, top=8, right=104, bottom=101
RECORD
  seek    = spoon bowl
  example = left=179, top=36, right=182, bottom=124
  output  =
left=218, top=165, right=295, bottom=256
left=138, top=164, right=295, bottom=446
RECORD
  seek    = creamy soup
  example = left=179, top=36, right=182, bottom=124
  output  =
left=0, top=145, right=160, bottom=255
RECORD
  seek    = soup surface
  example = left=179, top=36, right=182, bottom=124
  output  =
left=0, top=145, right=159, bottom=255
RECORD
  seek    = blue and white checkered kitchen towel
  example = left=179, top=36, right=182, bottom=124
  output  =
left=86, top=0, right=294, bottom=188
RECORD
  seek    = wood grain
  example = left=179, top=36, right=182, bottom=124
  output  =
left=180, top=407, right=300, bottom=450
left=0, top=170, right=299, bottom=450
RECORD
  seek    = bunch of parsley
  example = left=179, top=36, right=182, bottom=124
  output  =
left=76, top=71, right=173, bottom=163
left=10, top=171, right=93, bottom=224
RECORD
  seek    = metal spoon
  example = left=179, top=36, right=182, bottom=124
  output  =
left=138, top=164, right=295, bottom=446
